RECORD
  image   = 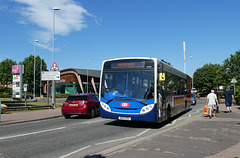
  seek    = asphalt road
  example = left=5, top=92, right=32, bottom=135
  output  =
left=0, top=100, right=204, bottom=158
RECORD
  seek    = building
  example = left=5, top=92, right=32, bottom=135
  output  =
left=46, top=68, right=101, bottom=94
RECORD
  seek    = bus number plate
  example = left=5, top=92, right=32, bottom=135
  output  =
left=118, top=116, right=131, bottom=121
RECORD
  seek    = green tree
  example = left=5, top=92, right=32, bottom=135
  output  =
left=223, top=51, right=240, bottom=87
left=19, top=55, right=47, bottom=95
left=0, top=59, right=17, bottom=86
left=193, top=63, right=221, bottom=92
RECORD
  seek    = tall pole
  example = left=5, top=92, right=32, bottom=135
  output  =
left=40, top=58, right=42, bottom=99
left=87, top=60, right=90, bottom=93
left=52, top=7, right=60, bottom=108
left=183, top=41, right=186, bottom=74
left=190, top=56, right=193, bottom=89
left=34, top=40, right=39, bottom=99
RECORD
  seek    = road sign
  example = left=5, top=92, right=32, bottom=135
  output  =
left=41, top=71, right=60, bottom=81
left=24, top=84, right=27, bottom=92
left=50, top=62, right=59, bottom=71
left=231, top=77, right=237, bottom=83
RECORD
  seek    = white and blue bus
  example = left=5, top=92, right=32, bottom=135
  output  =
left=99, top=57, right=192, bottom=123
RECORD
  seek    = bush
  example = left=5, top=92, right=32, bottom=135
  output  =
left=0, top=86, right=11, bottom=94
left=0, top=94, right=12, bottom=98
left=55, top=93, right=71, bottom=98
left=234, top=89, right=240, bottom=105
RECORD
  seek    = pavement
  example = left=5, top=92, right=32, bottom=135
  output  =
left=1, top=99, right=240, bottom=158
left=0, top=107, right=62, bottom=125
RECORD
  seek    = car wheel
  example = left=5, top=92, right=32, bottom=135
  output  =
left=64, top=115, right=71, bottom=119
left=89, top=108, right=95, bottom=118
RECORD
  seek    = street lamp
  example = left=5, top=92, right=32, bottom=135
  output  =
left=52, top=7, right=60, bottom=108
left=34, top=40, right=39, bottom=99
left=40, top=58, right=42, bottom=99
left=190, top=56, right=193, bottom=89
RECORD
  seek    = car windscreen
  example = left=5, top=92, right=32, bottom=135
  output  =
left=66, top=96, right=89, bottom=101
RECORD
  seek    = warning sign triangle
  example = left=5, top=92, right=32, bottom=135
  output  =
left=50, top=62, right=59, bottom=71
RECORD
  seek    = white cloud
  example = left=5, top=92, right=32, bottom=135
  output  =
left=14, top=0, right=94, bottom=49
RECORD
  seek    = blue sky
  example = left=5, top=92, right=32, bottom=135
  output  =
left=0, top=0, right=240, bottom=77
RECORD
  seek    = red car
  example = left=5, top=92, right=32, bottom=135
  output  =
left=61, top=94, right=100, bottom=119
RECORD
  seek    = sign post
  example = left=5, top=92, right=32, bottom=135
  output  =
left=24, top=84, right=27, bottom=106
left=43, top=62, right=60, bottom=109
left=12, top=65, right=24, bottom=100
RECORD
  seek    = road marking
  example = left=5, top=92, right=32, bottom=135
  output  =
left=95, top=136, right=136, bottom=145
left=0, top=127, right=66, bottom=140
left=137, top=129, right=151, bottom=137
left=71, top=118, right=108, bottom=126
left=59, top=145, right=91, bottom=158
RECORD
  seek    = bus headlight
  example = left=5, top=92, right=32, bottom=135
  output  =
left=100, top=101, right=111, bottom=112
left=140, top=104, right=154, bottom=114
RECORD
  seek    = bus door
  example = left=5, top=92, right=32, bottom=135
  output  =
left=157, top=72, right=167, bottom=122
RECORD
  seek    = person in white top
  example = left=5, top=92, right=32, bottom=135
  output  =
left=206, top=90, right=219, bottom=118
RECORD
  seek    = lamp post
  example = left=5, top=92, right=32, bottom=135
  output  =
left=34, top=40, right=39, bottom=99
left=190, top=56, right=193, bottom=89
left=52, top=7, right=60, bottom=108
left=40, top=58, right=42, bottom=99
left=87, top=60, right=90, bottom=93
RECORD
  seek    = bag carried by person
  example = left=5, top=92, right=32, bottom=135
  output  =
left=216, top=105, right=219, bottom=113
left=204, top=105, right=208, bottom=115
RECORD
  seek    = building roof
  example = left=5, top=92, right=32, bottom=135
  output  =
left=60, top=68, right=101, bottom=78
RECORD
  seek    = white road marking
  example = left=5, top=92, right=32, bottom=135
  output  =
left=59, top=145, right=91, bottom=158
left=71, top=118, right=108, bottom=126
left=95, top=136, right=136, bottom=145
left=137, top=129, right=151, bottom=137
left=0, top=127, right=66, bottom=140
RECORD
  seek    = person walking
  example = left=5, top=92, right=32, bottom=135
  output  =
left=214, top=89, right=221, bottom=113
left=206, top=90, right=219, bottom=119
left=222, top=87, right=235, bottom=113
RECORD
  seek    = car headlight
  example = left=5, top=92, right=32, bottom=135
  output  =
left=140, top=104, right=154, bottom=114
left=100, top=101, right=111, bottom=112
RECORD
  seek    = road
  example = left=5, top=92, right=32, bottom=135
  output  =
left=0, top=100, right=204, bottom=158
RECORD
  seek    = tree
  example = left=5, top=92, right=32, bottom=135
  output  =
left=193, top=63, right=222, bottom=92
left=223, top=51, right=240, bottom=86
left=19, top=55, right=47, bottom=95
left=0, top=59, right=17, bottom=86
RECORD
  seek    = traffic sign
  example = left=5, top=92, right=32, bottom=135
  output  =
left=41, top=71, right=60, bottom=81
left=50, top=62, right=59, bottom=71
left=24, top=84, right=27, bottom=92
left=231, top=77, right=237, bottom=83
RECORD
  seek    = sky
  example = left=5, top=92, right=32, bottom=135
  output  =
left=0, top=0, right=240, bottom=77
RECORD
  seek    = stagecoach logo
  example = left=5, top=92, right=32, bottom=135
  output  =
left=120, top=103, right=130, bottom=107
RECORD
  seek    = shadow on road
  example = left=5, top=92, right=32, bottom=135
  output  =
left=84, top=154, right=106, bottom=158
left=104, top=108, right=193, bottom=129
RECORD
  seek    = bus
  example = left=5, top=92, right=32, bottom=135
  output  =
left=99, top=57, right=192, bottom=123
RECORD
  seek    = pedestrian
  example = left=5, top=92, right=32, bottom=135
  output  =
left=222, top=87, right=235, bottom=113
left=206, top=90, right=219, bottom=119
left=214, top=89, right=221, bottom=113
